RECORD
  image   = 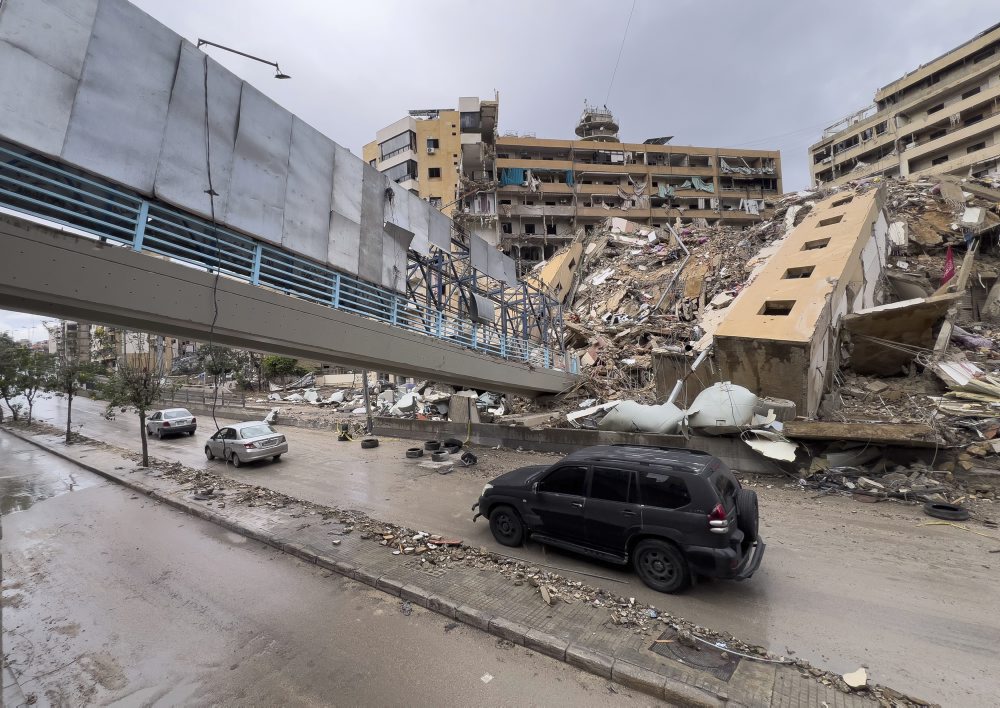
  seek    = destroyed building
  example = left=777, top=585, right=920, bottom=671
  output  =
left=497, top=103, right=782, bottom=273
left=810, top=22, right=1000, bottom=186
left=712, top=189, right=890, bottom=417
left=363, top=99, right=782, bottom=274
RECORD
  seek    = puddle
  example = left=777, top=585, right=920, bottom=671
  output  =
left=0, top=433, right=99, bottom=513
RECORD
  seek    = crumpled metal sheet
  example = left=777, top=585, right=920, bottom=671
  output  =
left=357, top=163, right=386, bottom=285
left=224, top=83, right=293, bottom=246
left=282, top=117, right=335, bottom=263
left=428, top=208, right=452, bottom=252
left=60, top=0, right=181, bottom=193
left=597, top=401, right=684, bottom=434
left=0, top=0, right=98, bottom=156
left=687, top=382, right=759, bottom=432
left=470, top=234, right=490, bottom=274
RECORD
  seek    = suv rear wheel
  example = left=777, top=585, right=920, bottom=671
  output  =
left=633, top=539, right=690, bottom=593
left=488, top=505, right=524, bottom=547
left=736, top=489, right=759, bottom=542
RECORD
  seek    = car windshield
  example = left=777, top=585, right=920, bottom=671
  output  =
left=164, top=409, right=192, bottom=419
left=240, top=424, right=276, bottom=439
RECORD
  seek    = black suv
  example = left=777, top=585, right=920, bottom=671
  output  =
left=472, top=445, right=764, bottom=593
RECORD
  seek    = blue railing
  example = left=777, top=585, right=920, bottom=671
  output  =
left=0, top=142, right=576, bottom=373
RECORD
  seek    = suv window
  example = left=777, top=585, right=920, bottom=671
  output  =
left=538, top=466, right=587, bottom=496
left=638, top=470, right=691, bottom=509
left=590, top=467, right=634, bottom=503
left=712, top=471, right=738, bottom=511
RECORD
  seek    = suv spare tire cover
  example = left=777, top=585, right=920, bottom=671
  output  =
left=735, top=488, right=759, bottom=540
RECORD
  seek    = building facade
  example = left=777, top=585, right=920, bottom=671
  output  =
left=46, top=320, right=92, bottom=363
left=365, top=101, right=781, bottom=273
left=810, top=23, right=1000, bottom=187
left=362, top=96, right=498, bottom=247
left=496, top=105, right=780, bottom=271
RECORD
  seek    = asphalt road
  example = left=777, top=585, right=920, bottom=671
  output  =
left=23, top=395, right=1000, bottom=706
left=0, top=429, right=657, bottom=707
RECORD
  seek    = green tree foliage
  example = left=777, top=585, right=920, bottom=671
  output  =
left=46, top=355, right=101, bottom=444
left=100, top=332, right=169, bottom=467
left=261, top=355, right=307, bottom=382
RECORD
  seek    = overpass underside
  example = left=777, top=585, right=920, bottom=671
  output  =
left=0, top=213, right=577, bottom=397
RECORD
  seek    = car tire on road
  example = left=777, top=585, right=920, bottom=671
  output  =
left=230, top=453, right=242, bottom=468
left=443, top=437, right=464, bottom=450
left=488, top=505, right=524, bottom=547
left=156, top=429, right=163, bottom=440
left=189, top=430, right=196, bottom=436
left=736, top=488, right=759, bottom=541
left=406, top=447, right=423, bottom=459
left=632, top=539, right=691, bottom=594
left=923, top=501, right=970, bottom=521
left=361, top=437, right=379, bottom=449
left=205, top=446, right=214, bottom=460
left=424, top=440, right=441, bottom=452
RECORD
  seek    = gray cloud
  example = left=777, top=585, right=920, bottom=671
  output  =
left=131, top=0, right=993, bottom=191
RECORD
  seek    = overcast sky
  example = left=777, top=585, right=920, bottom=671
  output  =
left=1, top=0, right=995, bottom=339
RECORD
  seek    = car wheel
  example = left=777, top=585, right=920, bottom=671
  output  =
left=923, top=501, right=970, bottom=521
left=273, top=454, right=282, bottom=461
left=735, top=489, right=759, bottom=541
left=146, top=426, right=153, bottom=437
left=632, top=539, right=690, bottom=594
left=488, top=505, right=524, bottom=547
left=230, top=453, right=242, bottom=468
left=205, top=446, right=214, bottom=460
left=189, top=430, right=196, bottom=436
left=156, top=428, right=163, bottom=440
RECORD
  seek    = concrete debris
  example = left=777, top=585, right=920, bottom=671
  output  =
left=842, top=667, right=868, bottom=689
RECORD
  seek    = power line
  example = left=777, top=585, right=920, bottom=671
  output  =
left=606, top=0, right=637, bottom=104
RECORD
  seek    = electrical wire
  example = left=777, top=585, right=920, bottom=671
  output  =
left=202, top=55, right=222, bottom=432
left=605, top=0, right=637, bottom=105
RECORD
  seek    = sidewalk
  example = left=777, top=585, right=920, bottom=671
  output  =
left=7, top=427, right=893, bottom=707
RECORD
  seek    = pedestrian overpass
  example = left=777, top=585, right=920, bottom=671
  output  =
left=0, top=0, right=577, bottom=396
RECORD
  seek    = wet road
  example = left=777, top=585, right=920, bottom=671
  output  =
left=0, top=429, right=658, bottom=706
left=25, top=396, right=1000, bottom=706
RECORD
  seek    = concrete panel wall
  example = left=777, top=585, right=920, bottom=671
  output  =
left=713, top=338, right=811, bottom=413
left=60, top=0, right=180, bottom=193
left=0, top=0, right=454, bottom=294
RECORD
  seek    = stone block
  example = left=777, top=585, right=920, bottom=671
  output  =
left=455, top=604, right=493, bottom=631
left=375, top=576, right=405, bottom=597
left=565, top=644, right=614, bottom=679
left=400, top=584, right=432, bottom=607
left=524, top=629, right=568, bottom=660
left=488, top=616, right=528, bottom=645
left=612, top=659, right=667, bottom=696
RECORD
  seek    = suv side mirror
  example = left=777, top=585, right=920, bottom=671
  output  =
left=532, top=482, right=539, bottom=493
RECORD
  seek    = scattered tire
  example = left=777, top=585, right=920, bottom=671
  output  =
left=405, top=447, right=423, bottom=459
left=632, top=539, right=690, bottom=593
left=443, top=437, right=464, bottom=450
left=431, top=451, right=450, bottom=462
left=204, top=446, right=214, bottom=460
left=735, top=488, right=759, bottom=541
left=442, top=445, right=461, bottom=455
left=230, top=453, right=242, bottom=468
left=361, top=437, right=379, bottom=449
left=460, top=451, right=477, bottom=466
left=337, top=434, right=349, bottom=442
left=923, top=502, right=970, bottom=521
left=489, top=505, right=524, bottom=547
left=424, top=440, right=442, bottom=452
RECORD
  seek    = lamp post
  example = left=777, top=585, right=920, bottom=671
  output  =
left=196, top=39, right=291, bottom=79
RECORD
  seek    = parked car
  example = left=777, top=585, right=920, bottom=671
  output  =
left=205, top=422, right=288, bottom=468
left=146, top=408, right=197, bottom=439
left=472, top=444, right=764, bottom=593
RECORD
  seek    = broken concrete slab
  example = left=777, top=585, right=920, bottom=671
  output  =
left=783, top=421, right=943, bottom=447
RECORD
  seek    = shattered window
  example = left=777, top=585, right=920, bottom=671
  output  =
left=538, top=466, right=587, bottom=496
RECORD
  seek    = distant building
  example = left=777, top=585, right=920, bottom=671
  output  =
left=495, top=103, right=781, bottom=272
left=810, top=23, right=1000, bottom=186
left=362, top=96, right=499, bottom=246
left=365, top=98, right=781, bottom=275
left=45, top=320, right=92, bottom=363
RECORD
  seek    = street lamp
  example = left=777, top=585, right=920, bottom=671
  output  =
left=196, top=39, right=291, bottom=79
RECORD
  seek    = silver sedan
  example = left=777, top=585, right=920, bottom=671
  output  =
left=205, top=422, right=288, bottom=468
left=147, top=408, right=197, bottom=439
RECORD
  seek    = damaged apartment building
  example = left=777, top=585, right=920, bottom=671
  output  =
left=365, top=99, right=781, bottom=274
left=362, top=95, right=499, bottom=247
left=811, top=22, right=1000, bottom=186
left=496, top=104, right=781, bottom=273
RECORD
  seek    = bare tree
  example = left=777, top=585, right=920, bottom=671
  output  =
left=46, top=354, right=101, bottom=444
left=18, top=348, right=52, bottom=425
left=100, top=331, right=169, bottom=467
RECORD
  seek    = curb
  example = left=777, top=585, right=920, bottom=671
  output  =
left=2, top=427, right=725, bottom=707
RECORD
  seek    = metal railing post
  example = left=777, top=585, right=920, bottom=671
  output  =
left=390, top=296, right=398, bottom=325
left=500, top=334, right=507, bottom=358
left=251, top=243, right=263, bottom=285
left=472, top=324, right=478, bottom=350
left=132, top=201, right=149, bottom=252
left=544, top=348, right=551, bottom=369
left=332, top=273, right=341, bottom=309
left=436, top=311, right=443, bottom=338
